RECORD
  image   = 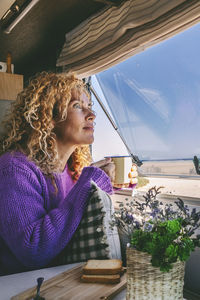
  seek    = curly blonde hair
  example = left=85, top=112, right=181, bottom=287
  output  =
left=0, top=72, right=92, bottom=181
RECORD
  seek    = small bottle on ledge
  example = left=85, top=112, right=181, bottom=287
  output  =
left=6, top=52, right=12, bottom=73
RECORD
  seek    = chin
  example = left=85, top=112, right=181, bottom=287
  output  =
left=78, top=134, right=94, bottom=145
left=87, top=138, right=94, bottom=145
left=86, top=135, right=94, bottom=144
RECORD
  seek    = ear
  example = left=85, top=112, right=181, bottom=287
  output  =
left=51, top=119, right=56, bottom=128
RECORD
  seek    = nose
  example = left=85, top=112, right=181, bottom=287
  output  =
left=86, top=108, right=96, bottom=121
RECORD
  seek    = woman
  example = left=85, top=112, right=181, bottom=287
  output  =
left=0, top=72, right=115, bottom=275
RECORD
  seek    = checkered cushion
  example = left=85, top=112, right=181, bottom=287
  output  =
left=51, top=181, right=121, bottom=265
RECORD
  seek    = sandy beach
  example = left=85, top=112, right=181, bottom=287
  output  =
left=137, top=177, right=200, bottom=198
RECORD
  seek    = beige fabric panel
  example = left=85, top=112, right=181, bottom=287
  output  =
left=0, top=0, right=15, bottom=19
left=57, top=0, right=200, bottom=78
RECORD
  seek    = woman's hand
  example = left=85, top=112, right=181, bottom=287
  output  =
left=91, top=158, right=115, bottom=184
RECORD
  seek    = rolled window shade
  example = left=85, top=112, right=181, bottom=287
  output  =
left=56, top=0, right=200, bottom=78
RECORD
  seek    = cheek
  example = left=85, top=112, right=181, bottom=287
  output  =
left=66, top=114, right=82, bottom=131
left=63, top=113, right=84, bottom=138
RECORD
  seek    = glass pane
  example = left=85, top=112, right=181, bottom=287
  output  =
left=95, top=23, right=200, bottom=162
left=91, top=76, right=129, bottom=162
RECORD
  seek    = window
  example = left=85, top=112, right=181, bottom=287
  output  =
left=91, top=23, right=200, bottom=200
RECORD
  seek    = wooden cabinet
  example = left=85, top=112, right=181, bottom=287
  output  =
left=0, top=72, right=23, bottom=101
left=0, top=72, right=23, bottom=134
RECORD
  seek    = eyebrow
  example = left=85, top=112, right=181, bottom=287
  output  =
left=70, top=99, right=92, bottom=105
left=69, top=98, right=83, bottom=106
left=69, top=99, right=81, bottom=103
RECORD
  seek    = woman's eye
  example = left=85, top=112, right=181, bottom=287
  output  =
left=73, top=103, right=82, bottom=109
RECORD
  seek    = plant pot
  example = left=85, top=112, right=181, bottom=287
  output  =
left=126, top=248, right=185, bottom=300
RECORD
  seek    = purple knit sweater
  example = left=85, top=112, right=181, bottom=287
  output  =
left=0, top=151, right=113, bottom=275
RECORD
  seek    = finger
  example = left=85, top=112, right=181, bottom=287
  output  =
left=113, top=183, right=124, bottom=189
left=91, top=157, right=111, bottom=168
left=130, top=178, right=138, bottom=185
left=101, top=162, right=115, bottom=171
left=128, top=171, right=138, bottom=178
left=113, top=183, right=129, bottom=189
left=124, top=183, right=130, bottom=188
left=99, top=163, right=115, bottom=184
left=113, top=184, right=120, bottom=188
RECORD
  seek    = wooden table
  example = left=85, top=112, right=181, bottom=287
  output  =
left=0, top=263, right=126, bottom=300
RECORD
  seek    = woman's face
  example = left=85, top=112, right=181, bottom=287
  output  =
left=54, top=89, right=96, bottom=148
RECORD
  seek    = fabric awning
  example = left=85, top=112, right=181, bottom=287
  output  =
left=56, top=0, right=200, bottom=78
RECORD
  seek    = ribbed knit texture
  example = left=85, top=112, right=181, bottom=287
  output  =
left=0, top=151, right=113, bottom=275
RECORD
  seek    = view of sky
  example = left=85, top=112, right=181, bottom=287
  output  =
left=91, top=76, right=129, bottom=162
left=92, top=23, right=200, bottom=162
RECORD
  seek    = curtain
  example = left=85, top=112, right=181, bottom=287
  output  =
left=56, top=0, right=200, bottom=78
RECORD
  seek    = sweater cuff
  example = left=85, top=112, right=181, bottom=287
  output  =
left=61, top=166, right=113, bottom=211
left=81, top=166, right=113, bottom=194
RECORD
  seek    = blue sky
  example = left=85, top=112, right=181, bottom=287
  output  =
left=92, top=22, right=200, bottom=162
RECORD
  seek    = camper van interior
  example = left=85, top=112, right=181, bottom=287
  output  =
left=0, top=0, right=110, bottom=80
left=0, top=0, right=200, bottom=299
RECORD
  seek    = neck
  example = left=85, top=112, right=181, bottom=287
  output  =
left=56, top=141, right=77, bottom=171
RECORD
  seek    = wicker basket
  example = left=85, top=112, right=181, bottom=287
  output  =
left=126, top=248, right=185, bottom=300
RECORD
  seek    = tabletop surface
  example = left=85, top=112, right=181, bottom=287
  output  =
left=0, top=262, right=189, bottom=300
left=0, top=263, right=126, bottom=300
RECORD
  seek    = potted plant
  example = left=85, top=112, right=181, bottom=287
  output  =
left=110, top=187, right=200, bottom=300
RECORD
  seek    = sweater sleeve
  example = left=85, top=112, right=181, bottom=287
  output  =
left=0, top=165, right=112, bottom=269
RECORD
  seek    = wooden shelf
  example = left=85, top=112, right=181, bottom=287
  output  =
left=0, top=72, right=23, bottom=101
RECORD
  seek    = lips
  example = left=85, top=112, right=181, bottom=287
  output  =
left=83, top=123, right=94, bottom=131
left=83, top=126, right=94, bottom=131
